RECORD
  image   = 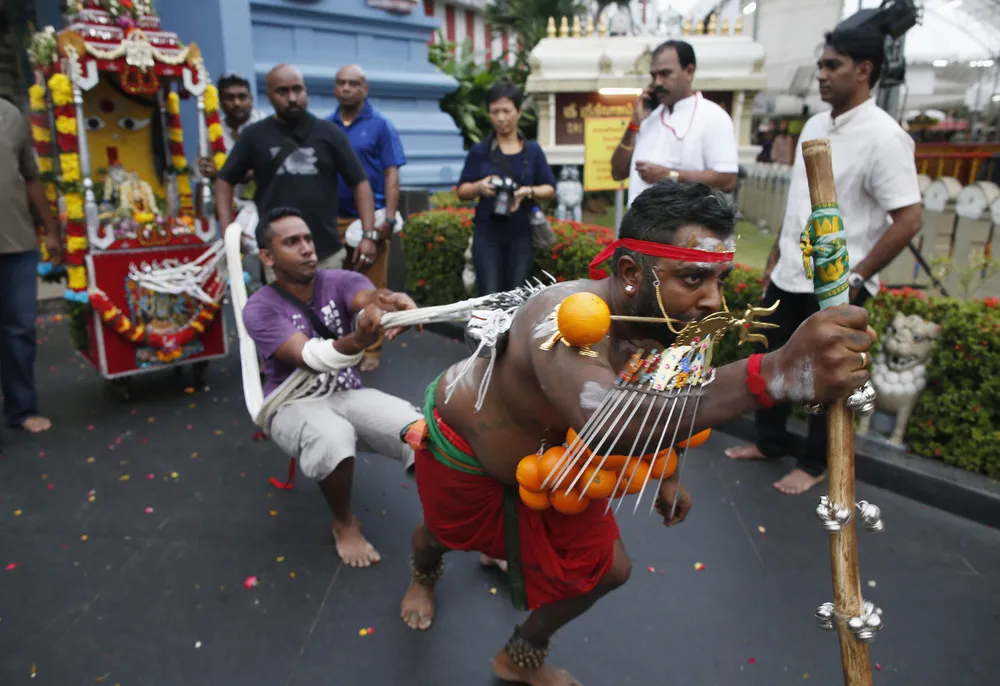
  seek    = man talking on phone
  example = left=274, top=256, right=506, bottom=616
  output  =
left=610, top=40, right=739, bottom=207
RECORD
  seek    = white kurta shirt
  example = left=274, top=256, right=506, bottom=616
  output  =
left=769, top=98, right=921, bottom=296
left=627, top=92, right=739, bottom=206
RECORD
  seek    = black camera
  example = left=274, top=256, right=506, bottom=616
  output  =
left=491, top=176, right=519, bottom=218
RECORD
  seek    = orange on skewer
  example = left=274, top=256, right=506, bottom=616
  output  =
left=676, top=428, right=711, bottom=449
left=580, top=465, right=616, bottom=499
left=516, top=454, right=545, bottom=493
left=520, top=486, right=551, bottom=511
left=557, top=292, right=611, bottom=348
left=550, top=487, right=591, bottom=515
left=648, top=448, right=678, bottom=480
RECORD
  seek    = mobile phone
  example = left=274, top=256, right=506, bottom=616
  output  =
left=643, top=84, right=658, bottom=111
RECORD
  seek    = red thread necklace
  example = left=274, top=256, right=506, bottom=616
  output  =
left=660, top=92, right=700, bottom=141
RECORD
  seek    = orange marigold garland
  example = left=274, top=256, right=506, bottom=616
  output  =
left=88, top=288, right=222, bottom=362
left=203, top=85, right=228, bottom=172
left=48, top=72, right=89, bottom=304
left=165, top=91, right=195, bottom=217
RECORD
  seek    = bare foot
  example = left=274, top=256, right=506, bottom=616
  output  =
left=773, top=468, right=826, bottom=495
left=480, top=552, right=508, bottom=572
left=360, top=357, right=380, bottom=372
left=400, top=580, right=435, bottom=630
left=21, top=416, right=52, bottom=433
left=331, top=517, right=381, bottom=567
left=724, top=444, right=768, bottom=460
left=493, top=649, right=582, bottom=686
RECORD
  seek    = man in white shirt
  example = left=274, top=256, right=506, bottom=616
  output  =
left=725, top=26, right=923, bottom=495
left=611, top=40, right=739, bottom=206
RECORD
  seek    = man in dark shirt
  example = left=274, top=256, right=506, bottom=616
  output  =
left=215, top=64, right=379, bottom=279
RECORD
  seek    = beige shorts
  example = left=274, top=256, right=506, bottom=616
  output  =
left=268, top=388, right=421, bottom=481
left=263, top=248, right=346, bottom=285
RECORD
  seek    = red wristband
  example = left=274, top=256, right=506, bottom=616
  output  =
left=627, top=122, right=640, bottom=133
left=746, top=353, right=774, bottom=408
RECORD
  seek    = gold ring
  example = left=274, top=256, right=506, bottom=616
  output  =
left=858, top=352, right=867, bottom=369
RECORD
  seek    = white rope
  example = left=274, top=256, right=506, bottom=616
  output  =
left=129, top=239, right=226, bottom=304
left=443, top=309, right=512, bottom=411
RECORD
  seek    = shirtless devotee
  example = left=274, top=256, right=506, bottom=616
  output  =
left=242, top=206, right=421, bottom=567
left=398, top=182, right=877, bottom=685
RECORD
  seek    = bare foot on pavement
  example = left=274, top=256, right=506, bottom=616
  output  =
left=480, top=552, right=508, bottom=572
left=494, top=649, right=582, bottom=685
left=21, top=416, right=52, bottom=433
left=773, top=468, right=826, bottom=495
left=400, top=580, right=435, bottom=630
left=332, top=517, right=381, bottom=567
left=724, top=444, right=768, bottom=460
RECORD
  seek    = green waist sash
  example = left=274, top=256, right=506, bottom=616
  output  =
left=421, top=374, right=527, bottom=611
left=422, top=375, right=487, bottom=475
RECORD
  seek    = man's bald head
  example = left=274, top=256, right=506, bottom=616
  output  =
left=334, top=64, right=368, bottom=109
left=266, top=64, right=308, bottom=122
left=336, top=64, right=366, bottom=84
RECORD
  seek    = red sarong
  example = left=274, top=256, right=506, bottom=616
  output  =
left=414, top=412, right=621, bottom=610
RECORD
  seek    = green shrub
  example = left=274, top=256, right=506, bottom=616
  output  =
left=866, top=289, right=1000, bottom=477
left=401, top=210, right=1000, bottom=476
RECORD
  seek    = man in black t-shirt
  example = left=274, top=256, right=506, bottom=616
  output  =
left=216, top=64, right=379, bottom=276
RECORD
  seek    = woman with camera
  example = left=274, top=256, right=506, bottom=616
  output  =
left=456, top=81, right=557, bottom=295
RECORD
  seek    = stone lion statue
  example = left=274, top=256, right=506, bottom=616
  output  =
left=555, top=166, right=583, bottom=222
left=857, top=311, right=941, bottom=446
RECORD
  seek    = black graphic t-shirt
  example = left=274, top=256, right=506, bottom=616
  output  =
left=220, top=111, right=367, bottom=257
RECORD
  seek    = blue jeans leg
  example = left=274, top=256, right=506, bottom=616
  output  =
left=472, top=236, right=504, bottom=296
left=0, top=251, right=40, bottom=430
left=504, top=235, right=535, bottom=292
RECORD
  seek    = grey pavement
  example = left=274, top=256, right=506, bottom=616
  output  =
left=0, top=312, right=997, bottom=685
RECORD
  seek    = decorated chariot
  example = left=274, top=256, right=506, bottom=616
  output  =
left=26, top=0, right=234, bottom=395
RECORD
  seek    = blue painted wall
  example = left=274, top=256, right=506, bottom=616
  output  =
left=245, top=0, right=465, bottom=189
left=30, top=0, right=464, bottom=190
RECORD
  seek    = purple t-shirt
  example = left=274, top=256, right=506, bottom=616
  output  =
left=243, top=270, right=373, bottom=396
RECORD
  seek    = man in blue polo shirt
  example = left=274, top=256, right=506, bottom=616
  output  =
left=329, top=64, right=406, bottom=372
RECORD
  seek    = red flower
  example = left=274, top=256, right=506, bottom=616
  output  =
left=984, top=297, right=998, bottom=309
left=417, top=279, right=426, bottom=287
left=436, top=235, right=445, bottom=242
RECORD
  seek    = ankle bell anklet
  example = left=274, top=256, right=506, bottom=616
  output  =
left=409, top=553, right=444, bottom=587
left=504, top=625, right=550, bottom=670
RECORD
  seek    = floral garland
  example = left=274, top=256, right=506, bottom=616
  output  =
left=48, top=73, right=90, bottom=304
left=28, top=83, right=61, bottom=269
left=203, top=85, right=228, bottom=172
left=165, top=91, right=194, bottom=217
left=89, top=288, right=221, bottom=362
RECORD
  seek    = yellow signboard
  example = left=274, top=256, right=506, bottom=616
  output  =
left=584, top=116, right=630, bottom=192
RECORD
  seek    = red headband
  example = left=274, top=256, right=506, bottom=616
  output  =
left=588, top=238, right=735, bottom=279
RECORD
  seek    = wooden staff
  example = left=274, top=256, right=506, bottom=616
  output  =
left=800, top=139, right=873, bottom=686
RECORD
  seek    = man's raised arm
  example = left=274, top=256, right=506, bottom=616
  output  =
left=529, top=304, right=875, bottom=454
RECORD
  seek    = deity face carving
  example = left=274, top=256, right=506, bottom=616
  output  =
left=882, top=312, right=940, bottom=372
left=83, top=78, right=162, bottom=196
